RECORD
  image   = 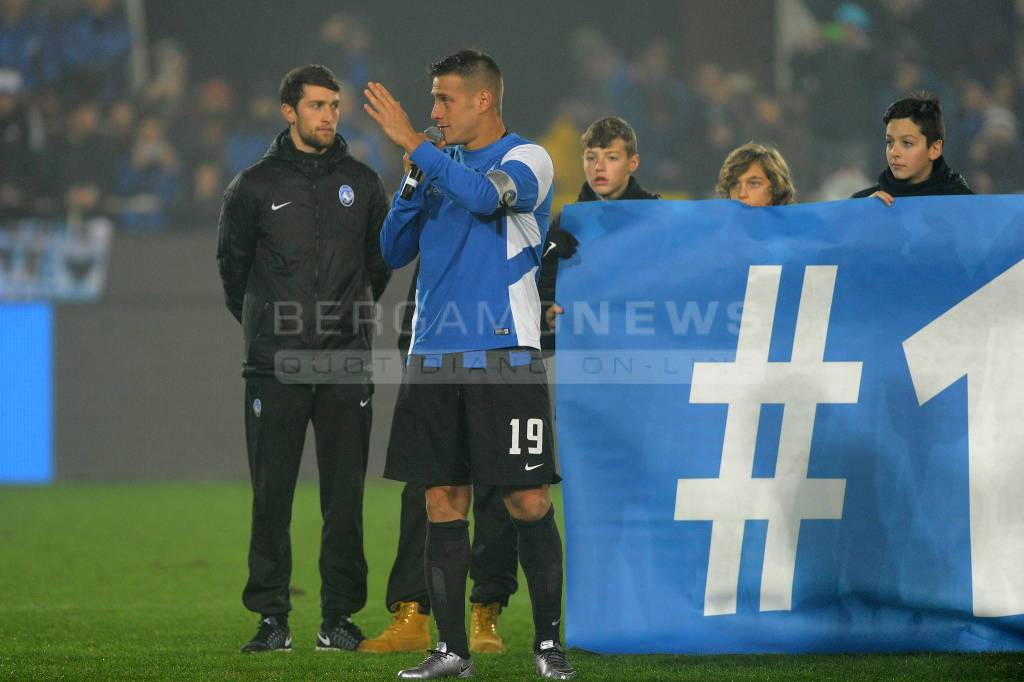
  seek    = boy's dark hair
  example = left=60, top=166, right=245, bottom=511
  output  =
left=883, top=92, right=944, bottom=145
left=430, top=49, right=503, bottom=112
left=581, top=116, right=638, bottom=157
left=279, top=65, right=340, bottom=109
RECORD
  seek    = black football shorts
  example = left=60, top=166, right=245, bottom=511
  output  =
left=384, top=348, right=559, bottom=487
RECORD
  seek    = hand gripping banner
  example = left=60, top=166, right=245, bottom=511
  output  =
left=554, top=197, right=1024, bottom=653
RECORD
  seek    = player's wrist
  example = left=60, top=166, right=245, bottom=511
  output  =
left=408, top=139, right=441, bottom=170
left=403, top=133, right=426, bottom=154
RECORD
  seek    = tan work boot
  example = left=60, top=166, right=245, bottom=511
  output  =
left=469, top=602, right=506, bottom=653
left=358, top=601, right=430, bottom=653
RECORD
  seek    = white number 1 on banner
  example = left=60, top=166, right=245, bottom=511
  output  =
left=904, top=258, right=1024, bottom=618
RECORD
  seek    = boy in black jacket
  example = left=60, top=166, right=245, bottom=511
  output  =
left=852, top=93, right=972, bottom=204
left=540, top=117, right=659, bottom=350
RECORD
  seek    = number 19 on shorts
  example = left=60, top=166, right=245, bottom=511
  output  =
left=509, top=418, right=543, bottom=455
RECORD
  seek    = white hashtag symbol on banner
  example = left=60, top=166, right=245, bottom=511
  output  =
left=674, top=265, right=862, bottom=616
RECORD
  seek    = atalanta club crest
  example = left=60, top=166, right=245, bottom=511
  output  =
left=339, top=185, right=355, bottom=207
left=253, top=398, right=262, bottom=418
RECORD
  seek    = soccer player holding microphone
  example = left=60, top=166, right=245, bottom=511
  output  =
left=364, top=50, right=576, bottom=680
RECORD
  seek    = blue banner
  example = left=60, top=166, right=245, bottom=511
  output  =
left=555, top=196, right=1024, bottom=653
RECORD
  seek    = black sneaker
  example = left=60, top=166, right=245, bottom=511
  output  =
left=240, top=615, right=292, bottom=653
left=534, top=640, right=576, bottom=680
left=316, top=615, right=365, bottom=651
left=397, top=642, right=475, bottom=679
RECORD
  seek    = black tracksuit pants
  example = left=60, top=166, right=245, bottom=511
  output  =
left=242, top=377, right=371, bottom=619
left=384, top=481, right=519, bottom=611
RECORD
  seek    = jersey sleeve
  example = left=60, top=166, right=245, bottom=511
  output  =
left=410, top=142, right=500, bottom=215
left=410, top=140, right=554, bottom=217
left=489, top=143, right=554, bottom=213
left=379, top=185, right=426, bottom=269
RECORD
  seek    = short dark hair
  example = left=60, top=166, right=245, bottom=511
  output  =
left=430, top=49, right=503, bottom=112
left=883, top=92, right=944, bottom=145
left=580, top=116, right=639, bottom=157
left=279, top=64, right=340, bottom=109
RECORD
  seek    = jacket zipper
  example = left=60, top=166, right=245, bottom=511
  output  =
left=312, top=177, right=319, bottom=346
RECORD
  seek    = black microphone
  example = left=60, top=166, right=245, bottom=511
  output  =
left=400, top=126, right=443, bottom=200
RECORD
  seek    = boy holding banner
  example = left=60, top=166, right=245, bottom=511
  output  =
left=853, top=92, right=973, bottom=204
left=540, top=116, right=659, bottom=345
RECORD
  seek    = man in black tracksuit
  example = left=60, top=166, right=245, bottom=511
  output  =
left=540, top=117, right=660, bottom=351
left=217, top=65, right=391, bottom=654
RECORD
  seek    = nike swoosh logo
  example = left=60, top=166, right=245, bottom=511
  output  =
left=359, top=398, right=371, bottom=407
left=271, top=201, right=292, bottom=211
left=317, top=633, right=330, bottom=646
left=543, top=242, right=557, bottom=258
left=285, top=635, right=292, bottom=647
left=525, top=463, right=544, bottom=471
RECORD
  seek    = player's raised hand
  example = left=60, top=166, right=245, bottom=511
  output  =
left=363, top=82, right=424, bottom=153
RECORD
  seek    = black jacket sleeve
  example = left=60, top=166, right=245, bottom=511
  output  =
left=216, top=172, right=256, bottom=323
left=365, top=174, right=393, bottom=303
left=538, top=213, right=579, bottom=355
left=538, top=213, right=563, bottom=314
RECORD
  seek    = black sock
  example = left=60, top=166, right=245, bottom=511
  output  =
left=513, top=506, right=563, bottom=650
left=321, top=612, right=349, bottom=628
left=425, top=519, right=471, bottom=659
left=262, top=613, right=288, bottom=627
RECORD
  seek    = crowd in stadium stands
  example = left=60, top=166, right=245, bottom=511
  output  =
left=0, top=0, right=1021, bottom=232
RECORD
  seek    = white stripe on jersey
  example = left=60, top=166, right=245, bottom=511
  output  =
left=505, top=210, right=542, bottom=259
left=408, top=285, right=420, bottom=354
left=501, top=144, right=554, bottom=210
left=508, top=266, right=541, bottom=350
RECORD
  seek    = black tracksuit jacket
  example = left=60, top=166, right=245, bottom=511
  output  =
left=217, top=130, right=391, bottom=378
left=851, top=156, right=973, bottom=198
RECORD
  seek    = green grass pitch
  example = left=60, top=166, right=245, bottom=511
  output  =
left=1, top=481, right=1021, bottom=680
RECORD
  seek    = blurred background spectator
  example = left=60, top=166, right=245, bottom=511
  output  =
left=59, top=0, right=132, bottom=103
left=114, top=113, right=179, bottom=230
left=0, top=69, right=38, bottom=221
